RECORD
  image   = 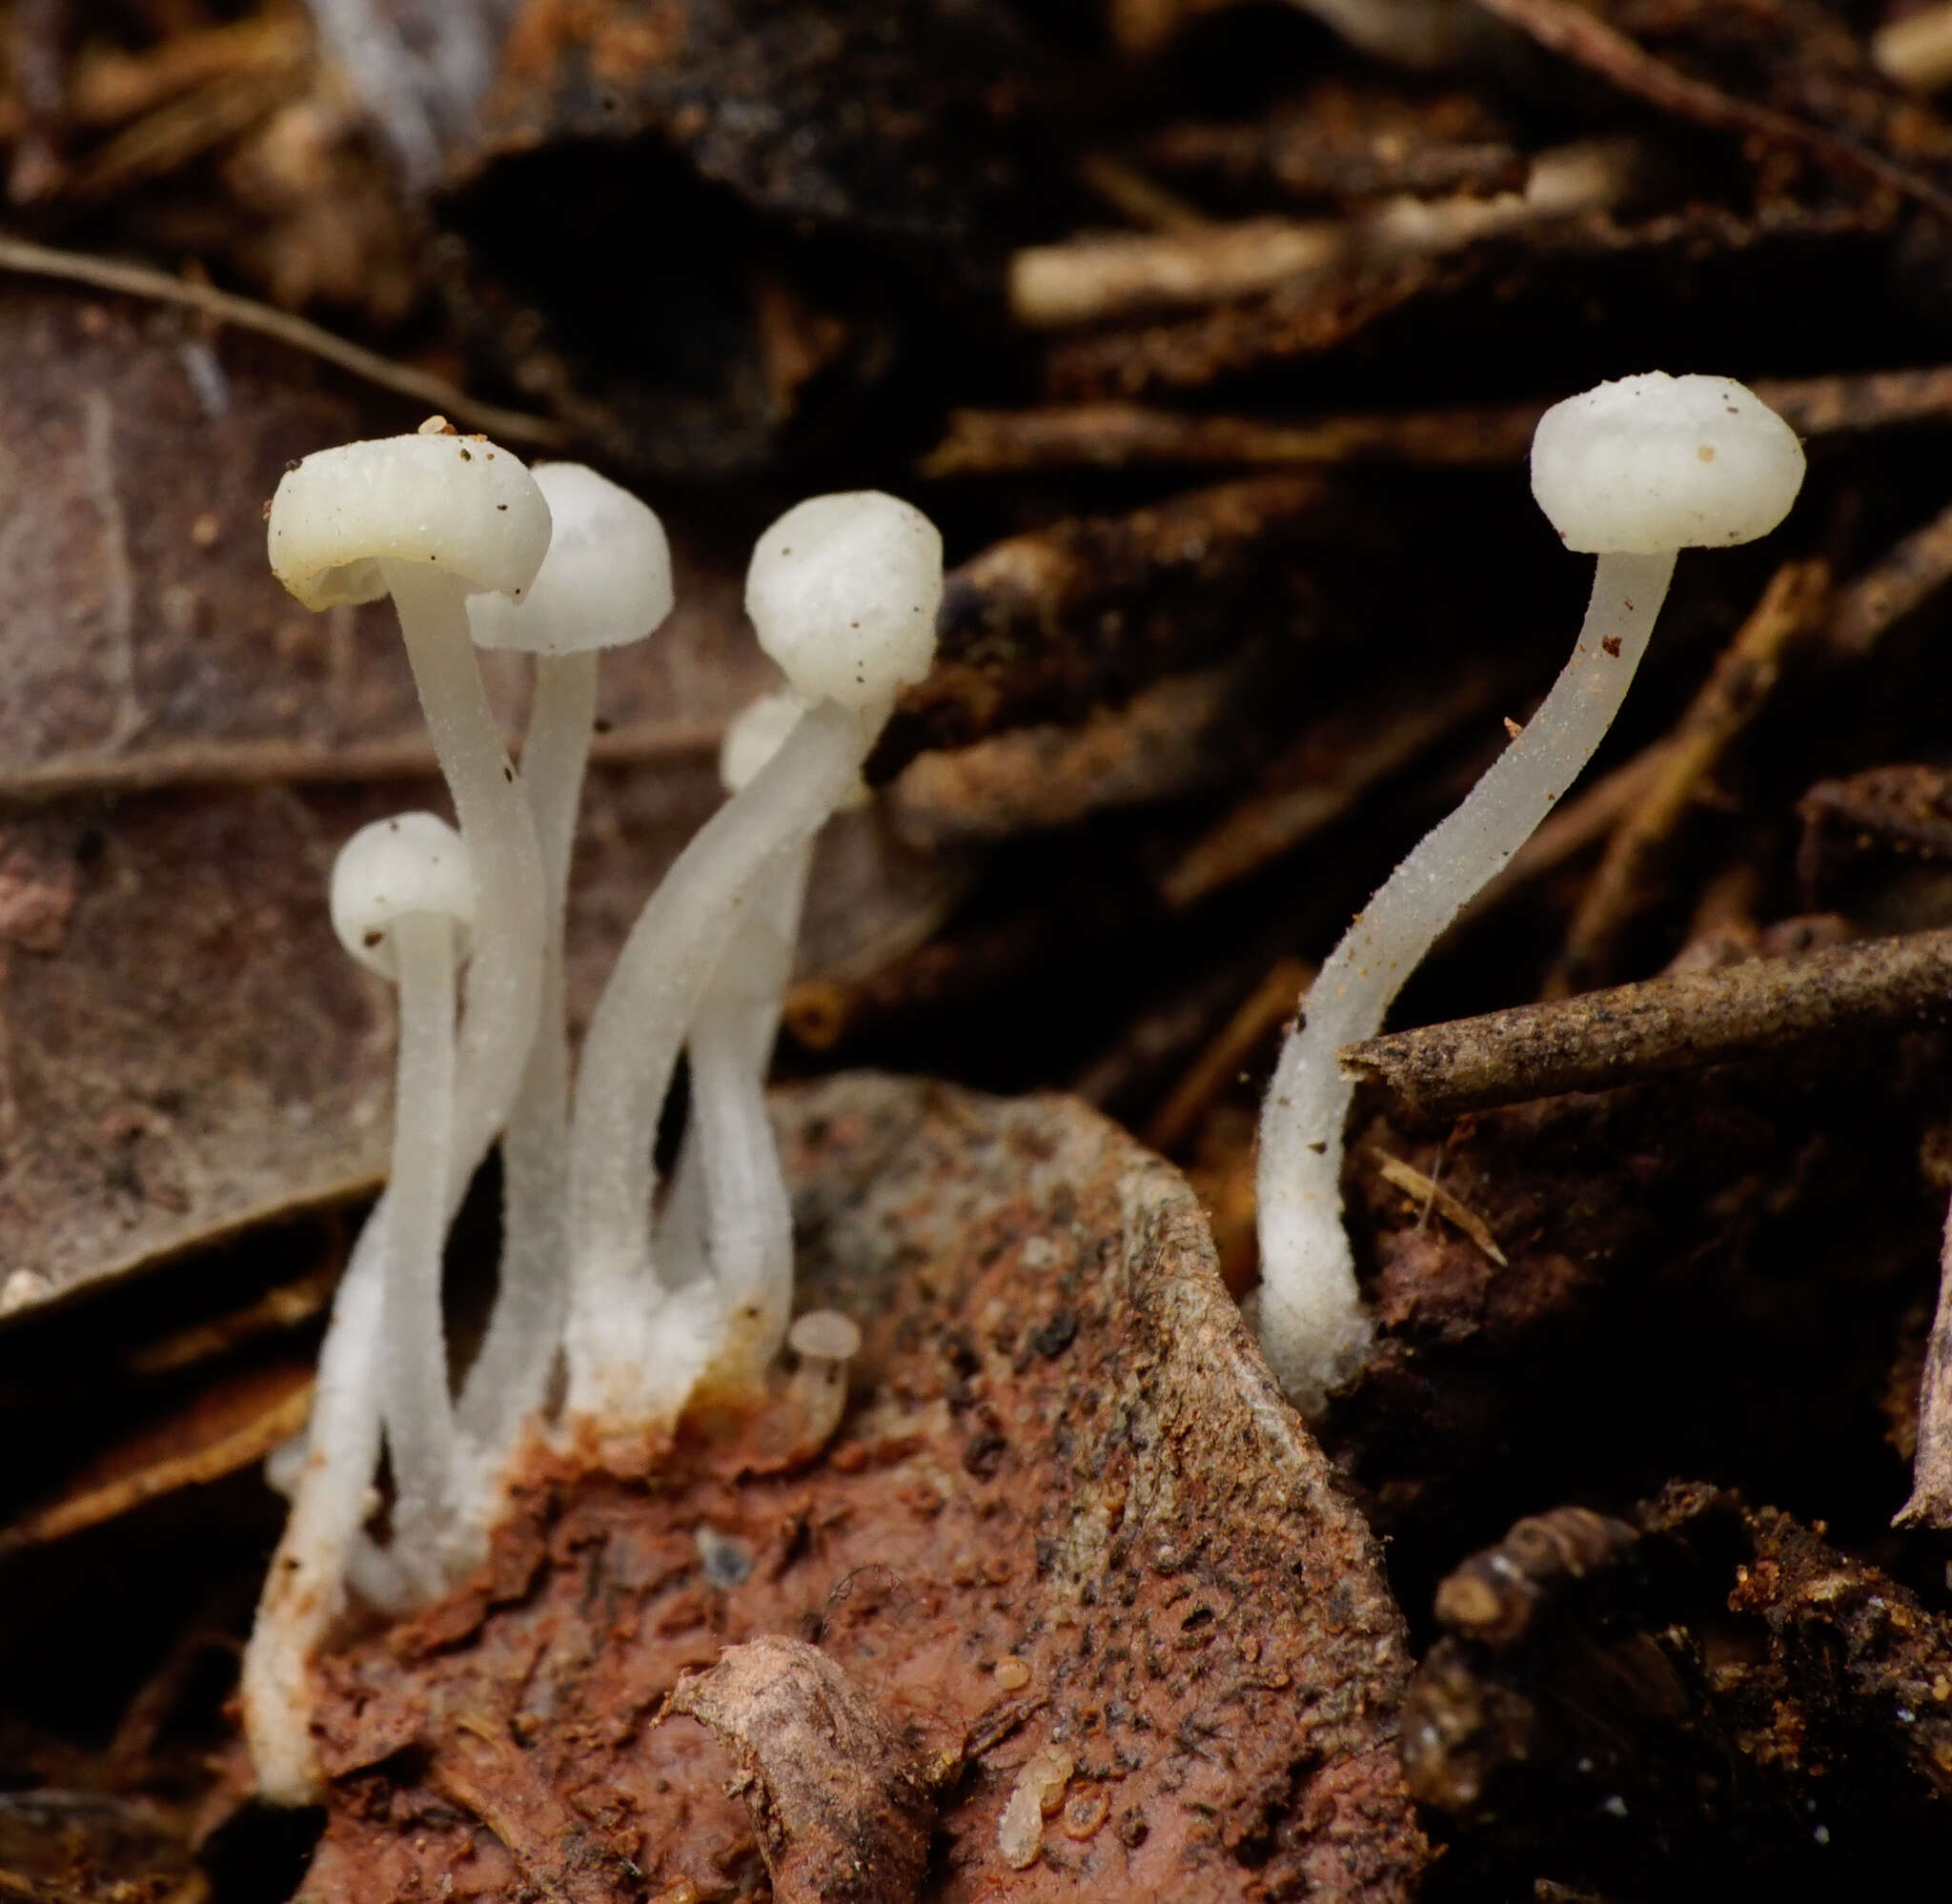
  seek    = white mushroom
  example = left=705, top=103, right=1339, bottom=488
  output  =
left=1254, top=373, right=1806, bottom=1414
left=458, top=464, right=674, bottom=1489
left=564, top=493, right=942, bottom=1432
left=243, top=811, right=477, bottom=1805
left=783, top=1307, right=862, bottom=1449
left=328, top=813, right=475, bottom=1581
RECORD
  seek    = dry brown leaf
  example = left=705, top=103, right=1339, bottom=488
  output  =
left=0, top=281, right=766, bottom=1312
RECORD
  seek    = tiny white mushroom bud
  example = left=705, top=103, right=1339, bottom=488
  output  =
left=784, top=1308, right=862, bottom=1450
left=787, top=1307, right=862, bottom=1365
left=745, top=492, right=943, bottom=711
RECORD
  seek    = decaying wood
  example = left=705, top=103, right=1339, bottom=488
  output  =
left=1342, top=923, right=1952, bottom=1120
left=873, top=474, right=1333, bottom=775
left=300, top=1077, right=1427, bottom=1904
left=1404, top=1484, right=1952, bottom=1872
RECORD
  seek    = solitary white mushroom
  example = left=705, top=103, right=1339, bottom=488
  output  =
left=458, top=464, right=674, bottom=1487
left=268, top=427, right=552, bottom=1194
left=329, top=813, right=475, bottom=1582
left=1255, top=372, right=1805, bottom=1414
left=564, top=493, right=942, bottom=1432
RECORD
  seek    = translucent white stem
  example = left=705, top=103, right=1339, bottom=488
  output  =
left=566, top=700, right=866, bottom=1426
left=241, top=1205, right=388, bottom=1804
left=1255, top=549, right=1676, bottom=1412
left=691, top=840, right=813, bottom=1383
left=457, top=651, right=595, bottom=1470
left=378, top=910, right=459, bottom=1583
left=244, top=1086, right=492, bottom=1801
left=379, top=560, right=544, bottom=1176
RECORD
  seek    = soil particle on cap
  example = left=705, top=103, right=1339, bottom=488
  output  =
left=297, top=1074, right=1425, bottom=1903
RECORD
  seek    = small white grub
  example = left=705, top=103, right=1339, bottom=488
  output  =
left=998, top=1748, right=1073, bottom=1870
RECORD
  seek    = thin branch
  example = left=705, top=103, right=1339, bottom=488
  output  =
left=0, top=232, right=569, bottom=449
left=1472, top=0, right=1952, bottom=227
left=0, top=717, right=720, bottom=804
left=924, top=367, right=1952, bottom=477
left=1342, top=925, right=1952, bottom=1120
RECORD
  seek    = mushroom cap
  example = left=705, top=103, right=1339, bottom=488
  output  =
left=787, top=1308, right=862, bottom=1362
left=330, top=812, right=474, bottom=979
left=468, top=462, right=674, bottom=655
left=1530, top=373, right=1805, bottom=555
left=268, top=434, right=552, bottom=611
left=744, top=492, right=943, bottom=712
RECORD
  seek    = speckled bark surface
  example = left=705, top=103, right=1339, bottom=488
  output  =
left=296, top=1074, right=1425, bottom=1902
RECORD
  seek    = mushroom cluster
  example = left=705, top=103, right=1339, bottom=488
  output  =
left=243, top=371, right=1801, bottom=1803
left=240, top=427, right=942, bottom=1803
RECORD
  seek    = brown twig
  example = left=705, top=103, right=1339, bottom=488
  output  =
left=1342, top=924, right=1952, bottom=1120
left=0, top=232, right=569, bottom=447
left=1471, top=0, right=1952, bottom=226
left=1076, top=152, right=1210, bottom=232
left=1547, top=560, right=1830, bottom=995
left=924, top=399, right=1540, bottom=476
left=925, top=366, right=1952, bottom=477
left=1368, top=1148, right=1508, bottom=1267
left=0, top=717, right=719, bottom=803
left=1007, top=141, right=1631, bottom=328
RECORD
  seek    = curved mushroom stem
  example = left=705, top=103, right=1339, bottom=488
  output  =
left=379, top=909, right=461, bottom=1585
left=690, top=838, right=813, bottom=1387
left=457, top=650, right=596, bottom=1482
left=243, top=1067, right=494, bottom=1801
left=240, top=1205, right=389, bottom=1804
left=377, top=561, right=545, bottom=1173
left=566, top=700, right=868, bottom=1429
left=1256, top=549, right=1677, bottom=1413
